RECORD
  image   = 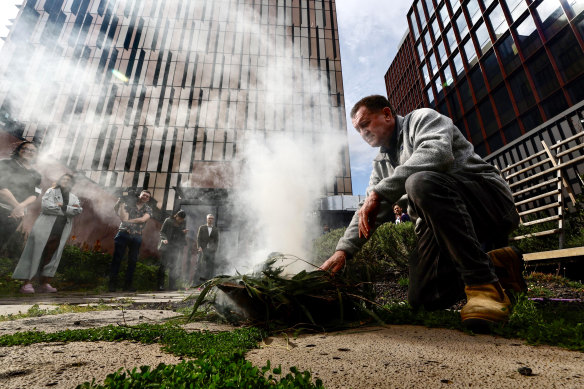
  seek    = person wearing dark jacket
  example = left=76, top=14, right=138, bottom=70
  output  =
left=158, top=210, right=187, bottom=290
left=320, top=95, right=525, bottom=330
left=0, top=141, right=41, bottom=251
left=196, top=214, right=219, bottom=281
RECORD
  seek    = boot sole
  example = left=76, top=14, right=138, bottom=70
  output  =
left=489, top=246, right=527, bottom=294
left=462, top=317, right=499, bottom=333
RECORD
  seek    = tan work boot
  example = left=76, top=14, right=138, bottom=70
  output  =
left=488, top=247, right=527, bottom=294
left=461, top=282, right=511, bottom=330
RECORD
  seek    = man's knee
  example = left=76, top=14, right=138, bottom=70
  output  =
left=405, top=171, right=444, bottom=205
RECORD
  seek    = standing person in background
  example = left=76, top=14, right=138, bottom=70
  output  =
left=158, top=210, right=187, bottom=291
left=393, top=204, right=411, bottom=224
left=0, top=141, right=41, bottom=252
left=109, top=189, right=152, bottom=292
left=197, top=214, right=220, bottom=281
left=13, top=174, right=82, bottom=293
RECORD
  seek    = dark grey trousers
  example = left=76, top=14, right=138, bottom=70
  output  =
left=405, top=171, right=519, bottom=310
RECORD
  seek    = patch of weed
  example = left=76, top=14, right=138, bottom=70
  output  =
left=0, top=324, right=323, bottom=388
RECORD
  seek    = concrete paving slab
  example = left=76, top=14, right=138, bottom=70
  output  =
left=0, top=290, right=197, bottom=317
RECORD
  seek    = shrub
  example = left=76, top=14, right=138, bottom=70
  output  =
left=355, top=222, right=416, bottom=273
left=312, top=222, right=417, bottom=280
left=54, top=246, right=160, bottom=291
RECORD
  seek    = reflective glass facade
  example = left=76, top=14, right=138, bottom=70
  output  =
left=0, top=0, right=352, bottom=214
left=389, top=0, right=584, bottom=156
left=384, top=34, right=425, bottom=115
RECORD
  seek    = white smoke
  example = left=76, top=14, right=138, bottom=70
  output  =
left=0, top=0, right=349, bottom=275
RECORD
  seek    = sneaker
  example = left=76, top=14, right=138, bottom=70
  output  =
left=39, top=283, right=57, bottom=293
left=19, top=283, right=35, bottom=294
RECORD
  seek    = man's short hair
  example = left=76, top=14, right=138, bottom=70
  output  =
left=350, top=95, right=396, bottom=118
left=207, top=214, right=214, bottom=219
left=141, top=190, right=152, bottom=196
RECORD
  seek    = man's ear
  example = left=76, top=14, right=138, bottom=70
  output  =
left=383, top=106, right=393, bottom=120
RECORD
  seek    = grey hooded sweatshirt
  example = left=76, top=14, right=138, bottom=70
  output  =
left=335, top=108, right=514, bottom=256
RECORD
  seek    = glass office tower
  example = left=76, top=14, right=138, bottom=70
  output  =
left=386, top=0, right=583, bottom=156
left=0, top=0, right=352, bottom=216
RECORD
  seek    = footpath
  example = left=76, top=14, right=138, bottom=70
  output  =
left=0, top=291, right=583, bottom=388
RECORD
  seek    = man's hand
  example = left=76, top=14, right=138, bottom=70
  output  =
left=319, top=250, right=347, bottom=275
left=9, top=204, right=25, bottom=219
left=358, top=191, right=381, bottom=239
left=162, top=239, right=168, bottom=244
left=198, top=247, right=203, bottom=252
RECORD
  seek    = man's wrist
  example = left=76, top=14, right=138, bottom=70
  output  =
left=368, top=191, right=381, bottom=202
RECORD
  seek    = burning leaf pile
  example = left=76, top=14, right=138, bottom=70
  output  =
left=189, top=255, right=387, bottom=330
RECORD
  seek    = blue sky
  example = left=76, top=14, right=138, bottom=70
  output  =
left=0, top=0, right=413, bottom=195
left=336, top=1, right=412, bottom=194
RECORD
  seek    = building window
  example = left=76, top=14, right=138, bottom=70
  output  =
left=447, top=90, right=462, bottom=119
left=478, top=99, right=498, bottom=136
left=443, top=65, right=454, bottom=89
left=487, top=4, right=508, bottom=39
left=474, top=21, right=492, bottom=55
left=487, top=131, right=503, bottom=151
left=426, top=86, right=436, bottom=107
left=527, top=51, right=560, bottom=98
left=549, top=29, right=584, bottom=82
left=466, top=108, right=483, bottom=145
left=482, top=50, right=503, bottom=88
left=465, top=0, right=481, bottom=26
left=541, top=90, right=568, bottom=118
left=508, top=69, right=536, bottom=113
left=416, top=1, right=427, bottom=29
left=503, top=121, right=521, bottom=143
left=409, top=12, right=420, bottom=40
left=502, top=0, right=528, bottom=22
left=437, top=39, right=448, bottom=64
left=435, top=76, right=445, bottom=101
left=456, top=12, right=469, bottom=39
left=458, top=78, right=474, bottom=112
left=417, top=42, right=425, bottom=62
left=425, top=0, right=435, bottom=15
left=482, top=0, right=495, bottom=9
left=565, top=74, right=584, bottom=103
left=431, top=17, right=440, bottom=39
left=492, top=85, right=514, bottom=125
left=464, top=38, right=478, bottom=67
left=496, top=33, right=521, bottom=74
left=422, top=61, right=431, bottom=84
left=520, top=108, right=543, bottom=130
left=424, top=30, right=432, bottom=51
left=567, top=0, right=584, bottom=15
left=514, top=15, right=543, bottom=59
left=450, top=0, right=462, bottom=13
left=469, top=66, right=487, bottom=101
left=453, top=51, right=465, bottom=78
left=429, top=50, right=439, bottom=75
left=438, top=4, right=450, bottom=27
left=445, top=26, right=457, bottom=52
left=536, top=0, right=569, bottom=40
left=437, top=101, right=450, bottom=116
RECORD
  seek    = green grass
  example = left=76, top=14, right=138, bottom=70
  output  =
left=0, top=324, right=323, bottom=388
left=378, top=294, right=584, bottom=352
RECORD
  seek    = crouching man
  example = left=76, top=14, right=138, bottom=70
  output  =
left=320, top=95, right=526, bottom=329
